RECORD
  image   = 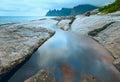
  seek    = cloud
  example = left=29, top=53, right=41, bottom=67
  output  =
left=0, top=0, right=115, bottom=16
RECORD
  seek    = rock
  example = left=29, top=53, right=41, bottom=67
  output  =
left=108, top=11, right=120, bottom=16
left=71, top=15, right=120, bottom=34
left=81, top=74, right=104, bottom=82
left=88, top=22, right=115, bottom=36
left=0, top=23, right=55, bottom=81
left=84, top=11, right=91, bottom=16
left=57, top=19, right=72, bottom=30
left=113, top=58, right=120, bottom=72
left=26, top=19, right=58, bottom=29
left=89, top=22, right=120, bottom=71
left=52, top=16, right=75, bottom=22
left=90, top=9, right=100, bottom=15
left=84, top=9, right=99, bottom=16
left=71, top=14, right=120, bottom=71
left=24, top=69, right=56, bottom=82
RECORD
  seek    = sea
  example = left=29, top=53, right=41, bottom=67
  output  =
left=0, top=16, right=52, bottom=24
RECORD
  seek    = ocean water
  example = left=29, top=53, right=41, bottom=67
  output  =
left=0, top=16, right=52, bottom=24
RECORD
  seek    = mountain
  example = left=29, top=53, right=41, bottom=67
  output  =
left=46, top=8, right=71, bottom=16
left=46, top=4, right=98, bottom=16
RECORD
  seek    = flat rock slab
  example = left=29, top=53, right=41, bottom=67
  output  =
left=24, top=69, right=55, bottom=82
left=90, top=22, right=120, bottom=71
left=71, top=15, right=120, bottom=34
left=0, top=23, right=55, bottom=80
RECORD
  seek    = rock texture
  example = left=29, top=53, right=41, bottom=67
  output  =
left=0, top=23, right=55, bottom=81
left=71, top=15, right=120, bottom=34
left=108, top=11, right=120, bottom=16
left=84, top=9, right=99, bottom=16
left=90, top=22, right=120, bottom=71
left=25, top=71, right=104, bottom=82
left=27, top=19, right=58, bottom=29
left=81, top=74, right=104, bottom=82
left=71, top=14, right=120, bottom=72
left=24, top=69, right=55, bottom=82
left=57, top=19, right=72, bottom=30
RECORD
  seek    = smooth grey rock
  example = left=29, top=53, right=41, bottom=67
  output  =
left=71, top=14, right=120, bottom=72
left=90, top=22, right=120, bottom=71
left=84, top=9, right=99, bottom=16
left=108, top=11, right=120, bottom=16
left=57, top=19, right=72, bottom=30
left=26, top=19, right=58, bottom=29
left=90, top=9, right=99, bottom=15
left=0, top=23, right=55, bottom=80
left=71, top=15, right=120, bottom=34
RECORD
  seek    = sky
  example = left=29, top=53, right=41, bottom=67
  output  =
left=0, top=0, right=115, bottom=16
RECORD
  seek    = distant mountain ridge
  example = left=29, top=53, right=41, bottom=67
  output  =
left=46, top=4, right=98, bottom=16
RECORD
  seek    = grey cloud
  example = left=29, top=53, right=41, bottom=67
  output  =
left=0, top=0, right=115, bottom=16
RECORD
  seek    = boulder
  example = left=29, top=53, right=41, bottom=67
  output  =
left=0, top=23, right=55, bottom=81
left=57, top=19, right=72, bottom=30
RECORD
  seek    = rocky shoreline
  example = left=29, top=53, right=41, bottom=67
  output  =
left=55, top=11, right=120, bottom=72
left=0, top=23, right=55, bottom=81
left=88, top=21, right=120, bottom=72
left=0, top=11, right=120, bottom=82
left=23, top=12, right=120, bottom=81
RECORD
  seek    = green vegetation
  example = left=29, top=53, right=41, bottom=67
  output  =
left=99, top=0, right=120, bottom=13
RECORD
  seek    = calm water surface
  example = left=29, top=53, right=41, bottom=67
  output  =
left=0, top=16, right=54, bottom=24
left=9, top=27, right=120, bottom=82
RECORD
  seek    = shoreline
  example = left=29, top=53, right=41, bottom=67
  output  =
left=0, top=12, right=120, bottom=81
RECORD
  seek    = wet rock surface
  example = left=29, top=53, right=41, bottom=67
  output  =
left=9, top=29, right=120, bottom=82
left=24, top=69, right=55, bottom=82
left=1, top=13, right=120, bottom=82
left=0, top=23, right=55, bottom=81
left=90, top=22, right=120, bottom=71
left=70, top=13, right=120, bottom=72
left=113, top=58, right=120, bottom=72
left=81, top=74, right=104, bottom=82
left=24, top=69, right=104, bottom=82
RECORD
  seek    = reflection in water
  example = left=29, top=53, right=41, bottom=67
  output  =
left=9, top=29, right=120, bottom=82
